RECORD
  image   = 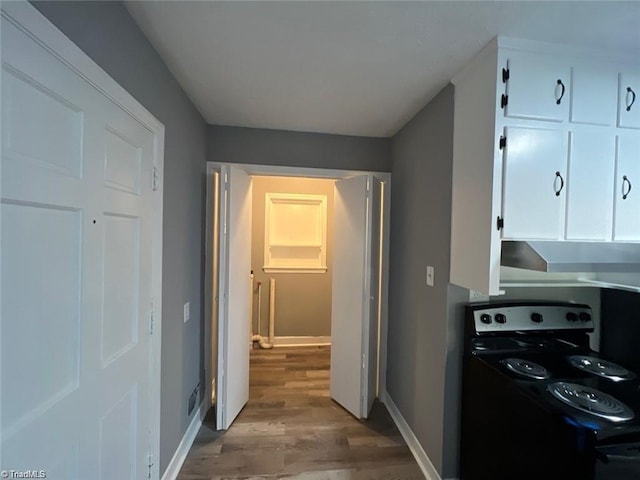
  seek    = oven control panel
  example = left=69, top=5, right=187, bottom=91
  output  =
left=469, top=303, right=594, bottom=333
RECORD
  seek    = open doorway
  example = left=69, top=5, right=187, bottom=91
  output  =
left=204, top=163, right=390, bottom=431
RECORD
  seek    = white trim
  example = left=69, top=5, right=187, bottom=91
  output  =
left=380, top=390, right=442, bottom=480
left=272, top=336, right=332, bottom=347
left=160, top=405, right=204, bottom=480
left=0, top=4, right=165, bottom=479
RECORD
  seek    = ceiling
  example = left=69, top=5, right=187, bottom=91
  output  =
left=125, top=1, right=640, bottom=138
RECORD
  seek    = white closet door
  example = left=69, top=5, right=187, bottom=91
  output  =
left=216, top=166, right=252, bottom=429
left=330, top=175, right=381, bottom=419
left=1, top=13, right=155, bottom=480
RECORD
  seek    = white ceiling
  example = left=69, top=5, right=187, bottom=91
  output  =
left=125, top=1, right=640, bottom=137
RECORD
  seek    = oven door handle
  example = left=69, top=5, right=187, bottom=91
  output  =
left=596, top=446, right=640, bottom=463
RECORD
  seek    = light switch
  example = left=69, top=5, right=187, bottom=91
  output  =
left=184, top=302, right=190, bottom=323
left=426, top=266, right=434, bottom=287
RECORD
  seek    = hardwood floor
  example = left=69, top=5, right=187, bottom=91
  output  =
left=177, top=346, right=424, bottom=479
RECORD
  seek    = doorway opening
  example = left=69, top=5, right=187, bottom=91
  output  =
left=204, top=163, right=391, bottom=431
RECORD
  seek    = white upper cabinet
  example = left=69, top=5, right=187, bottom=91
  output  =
left=501, top=127, right=567, bottom=240
left=503, top=51, right=570, bottom=122
left=570, top=67, right=618, bottom=126
left=613, top=135, right=640, bottom=240
left=565, top=131, right=615, bottom=240
left=451, top=38, right=639, bottom=295
left=618, top=73, right=640, bottom=129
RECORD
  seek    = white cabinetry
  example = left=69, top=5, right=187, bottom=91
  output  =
left=451, top=38, right=639, bottom=295
left=571, top=67, right=618, bottom=126
left=504, top=52, right=569, bottom=122
left=566, top=131, right=615, bottom=240
left=618, top=73, right=640, bottom=129
left=613, top=135, right=640, bottom=240
left=501, top=127, right=567, bottom=240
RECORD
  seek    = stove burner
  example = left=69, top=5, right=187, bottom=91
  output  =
left=547, top=382, right=634, bottom=422
left=568, top=355, right=635, bottom=382
left=501, top=358, right=551, bottom=380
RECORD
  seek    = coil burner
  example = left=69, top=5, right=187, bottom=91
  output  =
left=548, top=382, right=634, bottom=422
left=501, top=358, right=551, bottom=380
left=568, top=355, right=635, bottom=382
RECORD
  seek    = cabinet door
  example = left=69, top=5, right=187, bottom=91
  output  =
left=502, top=127, right=567, bottom=239
left=504, top=52, right=570, bottom=122
left=570, top=67, right=618, bottom=126
left=613, top=135, right=640, bottom=241
left=618, top=73, right=640, bottom=129
left=566, top=132, right=615, bottom=240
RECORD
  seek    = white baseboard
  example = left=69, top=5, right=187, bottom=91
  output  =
left=160, top=403, right=204, bottom=480
left=381, top=390, right=443, bottom=480
left=273, top=336, right=331, bottom=347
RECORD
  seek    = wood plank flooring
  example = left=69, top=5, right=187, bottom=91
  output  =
left=178, top=346, right=424, bottom=480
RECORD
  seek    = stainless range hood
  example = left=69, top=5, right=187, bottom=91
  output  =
left=501, top=241, right=640, bottom=273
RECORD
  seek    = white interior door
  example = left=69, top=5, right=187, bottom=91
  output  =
left=216, top=166, right=252, bottom=429
left=330, top=175, right=382, bottom=419
left=1, top=12, right=156, bottom=480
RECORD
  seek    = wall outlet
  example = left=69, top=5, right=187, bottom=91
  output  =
left=426, top=266, right=434, bottom=287
left=183, top=301, right=190, bottom=323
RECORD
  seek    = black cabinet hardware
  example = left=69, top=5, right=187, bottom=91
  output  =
left=499, top=136, right=506, bottom=149
left=496, top=216, right=504, bottom=231
left=556, top=79, right=566, bottom=105
left=501, top=94, right=508, bottom=109
left=554, top=171, right=565, bottom=196
left=626, top=87, right=636, bottom=112
left=502, top=68, right=510, bottom=83
left=622, top=175, right=632, bottom=200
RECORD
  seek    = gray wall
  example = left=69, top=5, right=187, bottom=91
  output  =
left=388, top=84, right=467, bottom=478
left=251, top=176, right=335, bottom=338
left=31, top=2, right=208, bottom=475
left=208, top=125, right=391, bottom=172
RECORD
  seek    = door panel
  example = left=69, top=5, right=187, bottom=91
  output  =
left=1, top=15, right=154, bottom=479
left=570, top=66, right=617, bottom=126
left=331, top=175, right=380, bottom=419
left=217, top=166, right=252, bottom=429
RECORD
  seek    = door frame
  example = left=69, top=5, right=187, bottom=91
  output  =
left=1, top=3, right=165, bottom=478
left=204, top=162, right=391, bottom=424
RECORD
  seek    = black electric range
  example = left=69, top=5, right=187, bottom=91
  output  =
left=461, top=301, right=640, bottom=480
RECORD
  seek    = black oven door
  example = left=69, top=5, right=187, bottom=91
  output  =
left=595, top=443, right=640, bottom=479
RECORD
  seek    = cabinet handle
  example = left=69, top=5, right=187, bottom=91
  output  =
left=626, top=87, right=636, bottom=112
left=556, top=79, right=566, bottom=105
left=622, top=175, right=632, bottom=200
left=554, top=171, right=565, bottom=196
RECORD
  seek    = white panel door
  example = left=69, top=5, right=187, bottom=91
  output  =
left=618, top=73, right=640, bottom=129
left=613, top=136, right=640, bottom=241
left=217, top=166, right=252, bottom=429
left=331, top=175, right=381, bottom=419
left=1, top=14, right=155, bottom=480
left=502, top=127, right=568, bottom=240
left=504, top=52, right=570, bottom=122
left=565, top=131, right=615, bottom=240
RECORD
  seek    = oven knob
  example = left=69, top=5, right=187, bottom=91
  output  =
left=566, top=312, right=578, bottom=322
left=480, top=314, right=492, bottom=324
left=495, top=313, right=506, bottom=324
left=579, top=312, right=592, bottom=322
left=531, top=313, right=543, bottom=323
